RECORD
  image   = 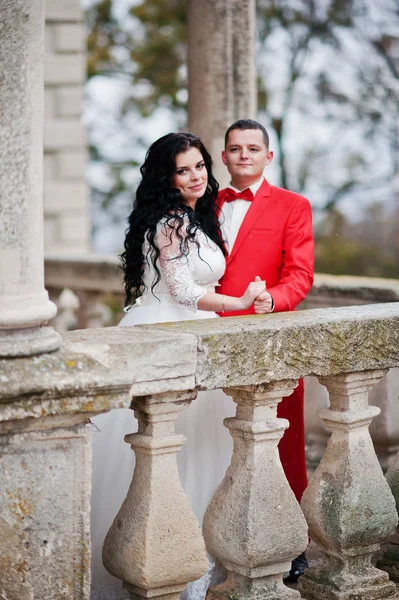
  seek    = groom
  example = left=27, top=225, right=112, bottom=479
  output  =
left=217, top=118, right=314, bottom=581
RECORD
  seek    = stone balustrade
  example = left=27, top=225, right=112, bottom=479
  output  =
left=44, top=256, right=399, bottom=472
left=1, top=304, right=399, bottom=599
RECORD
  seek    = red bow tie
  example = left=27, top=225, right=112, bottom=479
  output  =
left=224, top=187, right=254, bottom=203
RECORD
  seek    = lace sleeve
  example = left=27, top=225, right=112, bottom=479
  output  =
left=155, top=221, right=207, bottom=311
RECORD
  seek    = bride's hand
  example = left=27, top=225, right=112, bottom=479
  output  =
left=241, top=277, right=266, bottom=309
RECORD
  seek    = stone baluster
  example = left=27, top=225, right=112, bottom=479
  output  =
left=203, top=381, right=308, bottom=600
left=48, top=288, right=80, bottom=332
left=301, top=370, right=398, bottom=600
left=75, top=290, right=113, bottom=329
left=102, top=391, right=208, bottom=600
left=0, top=0, right=60, bottom=357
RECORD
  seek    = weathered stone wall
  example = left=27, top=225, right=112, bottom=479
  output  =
left=44, top=0, right=90, bottom=254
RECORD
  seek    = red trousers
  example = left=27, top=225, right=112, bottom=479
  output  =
left=277, top=379, right=308, bottom=502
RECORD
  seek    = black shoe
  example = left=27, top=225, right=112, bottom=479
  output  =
left=283, top=552, right=308, bottom=584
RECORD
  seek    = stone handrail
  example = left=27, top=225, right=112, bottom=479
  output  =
left=301, top=273, right=399, bottom=308
left=1, top=304, right=399, bottom=599
left=45, top=254, right=122, bottom=295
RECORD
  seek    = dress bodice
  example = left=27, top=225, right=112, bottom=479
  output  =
left=120, top=217, right=226, bottom=324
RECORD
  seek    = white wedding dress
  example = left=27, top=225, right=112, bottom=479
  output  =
left=90, top=218, right=235, bottom=600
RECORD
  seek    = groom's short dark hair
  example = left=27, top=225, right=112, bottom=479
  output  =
left=224, top=119, right=269, bottom=149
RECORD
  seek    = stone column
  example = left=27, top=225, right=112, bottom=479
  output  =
left=203, top=381, right=308, bottom=600
left=0, top=0, right=60, bottom=356
left=0, top=418, right=91, bottom=599
left=103, top=391, right=208, bottom=600
left=187, top=0, right=256, bottom=185
left=301, top=370, right=398, bottom=600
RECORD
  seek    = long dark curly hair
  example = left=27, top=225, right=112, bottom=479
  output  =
left=120, top=132, right=225, bottom=306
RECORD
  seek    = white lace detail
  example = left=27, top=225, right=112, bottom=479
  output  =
left=151, top=218, right=223, bottom=312
left=157, top=239, right=205, bottom=311
left=119, top=217, right=225, bottom=325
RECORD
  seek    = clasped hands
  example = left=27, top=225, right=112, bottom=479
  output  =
left=243, top=275, right=274, bottom=314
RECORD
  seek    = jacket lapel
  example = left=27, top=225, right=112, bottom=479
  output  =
left=216, top=189, right=226, bottom=218
left=216, top=189, right=229, bottom=255
left=227, top=179, right=272, bottom=264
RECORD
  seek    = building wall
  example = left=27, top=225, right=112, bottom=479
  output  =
left=44, top=0, right=90, bottom=255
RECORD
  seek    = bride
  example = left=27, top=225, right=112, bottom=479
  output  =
left=90, top=132, right=266, bottom=600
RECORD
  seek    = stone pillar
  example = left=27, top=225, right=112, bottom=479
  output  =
left=187, top=0, right=256, bottom=185
left=0, top=418, right=91, bottom=599
left=0, top=0, right=60, bottom=356
left=203, top=381, right=308, bottom=600
left=301, top=370, right=398, bottom=600
left=103, top=391, right=208, bottom=600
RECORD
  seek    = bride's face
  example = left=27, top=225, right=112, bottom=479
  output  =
left=171, top=147, right=208, bottom=209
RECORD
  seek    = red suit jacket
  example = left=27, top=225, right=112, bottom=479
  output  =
left=217, top=178, right=314, bottom=501
left=217, top=178, right=314, bottom=315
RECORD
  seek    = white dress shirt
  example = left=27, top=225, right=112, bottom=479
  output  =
left=220, top=177, right=264, bottom=252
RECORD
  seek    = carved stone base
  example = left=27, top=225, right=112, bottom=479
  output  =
left=124, top=581, right=186, bottom=600
left=206, top=570, right=301, bottom=600
left=0, top=325, right=61, bottom=357
left=300, top=548, right=398, bottom=600
left=377, top=536, right=399, bottom=583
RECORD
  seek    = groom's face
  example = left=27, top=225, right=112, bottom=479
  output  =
left=222, top=129, right=273, bottom=189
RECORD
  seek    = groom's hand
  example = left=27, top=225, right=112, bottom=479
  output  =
left=254, top=276, right=274, bottom=314
left=254, top=291, right=273, bottom=313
